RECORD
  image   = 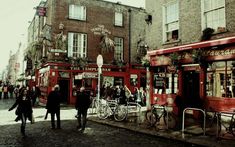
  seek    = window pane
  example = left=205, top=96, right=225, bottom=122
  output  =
left=69, top=5, right=86, bottom=20
left=68, top=32, right=87, bottom=58
left=115, top=12, right=123, bottom=26
left=206, top=61, right=235, bottom=98
left=114, top=37, right=123, bottom=60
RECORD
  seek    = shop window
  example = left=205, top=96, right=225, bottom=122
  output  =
left=153, top=72, right=178, bottom=94
left=130, top=74, right=138, bottom=86
left=84, top=78, right=92, bottom=89
left=206, top=61, right=235, bottom=98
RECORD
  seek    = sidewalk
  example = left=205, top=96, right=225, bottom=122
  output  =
left=87, top=109, right=235, bottom=147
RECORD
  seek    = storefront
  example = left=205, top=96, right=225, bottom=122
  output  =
left=147, top=36, right=235, bottom=114
left=37, top=62, right=146, bottom=105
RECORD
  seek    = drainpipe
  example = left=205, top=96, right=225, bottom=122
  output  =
left=128, top=9, right=131, bottom=68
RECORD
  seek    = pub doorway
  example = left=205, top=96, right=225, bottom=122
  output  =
left=183, top=70, right=202, bottom=108
left=58, top=79, right=70, bottom=104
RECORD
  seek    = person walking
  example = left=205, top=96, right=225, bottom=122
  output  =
left=3, top=85, right=8, bottom=99
left=8, top=88, right=33, bottom=137
left=46, top=85, right=61, bottom=129
left=75, top=87, right=91, bottom=132
left=0, top=84, right=3, bottom=99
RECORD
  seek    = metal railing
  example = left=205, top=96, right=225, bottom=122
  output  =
left=182, top=107, right=206, bottom=138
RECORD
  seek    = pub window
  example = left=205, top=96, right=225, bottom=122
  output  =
left=130, top=74, right=138, bottom=86
left=206, top=61, right=235, bottom=98
left=153, top=72, right=178, bottom=94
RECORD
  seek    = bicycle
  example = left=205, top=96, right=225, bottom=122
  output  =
left=97, top=98, right=128, bottom=121
left=145, top=103, right=177, bottom=130
left=217, top=110, right=235, bottom=137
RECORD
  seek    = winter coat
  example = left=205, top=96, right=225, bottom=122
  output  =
left=75, top=91, right=91, bottom=111
left=9, top=94, right=33, bottom=120
left=46, top=90, right=61, bottom=113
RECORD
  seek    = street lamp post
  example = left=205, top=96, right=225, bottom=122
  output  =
left=96, top=54, right=103, bottom=106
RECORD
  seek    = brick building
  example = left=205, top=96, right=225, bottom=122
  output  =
left=145, top=0, right=235, bottom=113
left=26, top=0, right=147, bottom=104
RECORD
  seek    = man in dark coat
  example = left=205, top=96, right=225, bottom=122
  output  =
left=75, top=86, right=91, bottom=132
left=46, top=85, right=61, bottom=129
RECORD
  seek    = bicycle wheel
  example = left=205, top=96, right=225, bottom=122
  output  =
left=114, top=105, right=128, bottom=121
left=163, top=113, right=177, bottom=129
left=230, top=115, right=235, bottom=136
left=97, top=103, right=109, bottom=119
left=145, top=110, right=157, bottom=127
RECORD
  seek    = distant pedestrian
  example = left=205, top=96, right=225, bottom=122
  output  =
left=75, top=87, right=91, bottom=132
left=14, top=85, right=20, bottom=99
left=3, top=85, right=8, bottom=99
left=8, top=88, right=33, bottom=137
left=46, top=85, right=61, bottom=129
left=0, top=84, right=3, bottom=99
left=30, top=86, right=40, bottom=107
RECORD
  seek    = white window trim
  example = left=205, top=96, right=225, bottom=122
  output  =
left=69, top=4, right=86, bottom=21
left=162, top=1, right=179, bottom=43
left=68, top=32, right=87, bottom=58
left=201, top=0, right=226, bottom=31
left=114, top=37, right=124, bottom=60
left=114, top=12, right=123, bottom=27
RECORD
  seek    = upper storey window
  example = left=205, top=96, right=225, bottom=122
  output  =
left=115, top=12, right=123, bottom=26
left=69, top=4, right=86, bottom=21
left=202, top=0, right=225, bottom=32
left=163, top=2, right=179, bottom=42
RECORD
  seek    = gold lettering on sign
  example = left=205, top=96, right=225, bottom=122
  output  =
left=204, top=48, right=235, bottom=56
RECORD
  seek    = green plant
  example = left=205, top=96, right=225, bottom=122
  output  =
left=192, top=49, right=204, bottom=64
left=169, top=53, right=180, bottom=66
left=141, top=55, right=150, bottom=67
left=77, top=57, right=88, bottom=68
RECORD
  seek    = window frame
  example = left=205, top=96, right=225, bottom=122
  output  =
left=68, top=32, right=87, bottom=58
left=162, top=1, right=179, bottom=43
left=114, top=12, right=123, bottom=27
left=201, top=0, right=226, bottom=32
left=114, top=37, right=124, bottom=61
left=69, top=4, right=86, bottom=21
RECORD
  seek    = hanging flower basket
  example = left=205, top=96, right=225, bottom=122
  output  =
left=141, top=55, right=150, bottom=67
left=169, top=52, right=180, bottom=69
left=192, top=49, right=204, bottom=64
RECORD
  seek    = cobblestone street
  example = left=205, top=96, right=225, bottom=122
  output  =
left=0, top=99, right=194, bottom=147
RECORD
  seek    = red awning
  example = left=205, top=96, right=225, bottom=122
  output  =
left=148, top=36, right=235, bottom=56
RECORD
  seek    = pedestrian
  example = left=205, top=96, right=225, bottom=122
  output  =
left=0, top=84, right=3, bottom=99
left=46, top=84, right=61, bottom=129
left=174, top=89, right=185, bottom=130
left=75, top=86, right=91, bottom=132
left=30, top=86, right=40, bottom=107
left=3, top=85, right=8, bottom=99
left=8, top=88, right=33, bottom=137
left=14, top=85, right=20, bottom=99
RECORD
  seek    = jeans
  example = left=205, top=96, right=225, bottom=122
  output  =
left=77, top=109, right=88, bottom=130
left=50, top=110, right=61, bottom=129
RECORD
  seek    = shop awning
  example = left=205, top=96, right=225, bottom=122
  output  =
left=148, top=36, right=235, bottom=56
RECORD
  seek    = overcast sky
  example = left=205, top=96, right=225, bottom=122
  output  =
left=0, top=0, right=145, bottom=73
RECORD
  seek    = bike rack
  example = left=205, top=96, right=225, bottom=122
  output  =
left=127, top=102, right=142, bottom=124
left=182, top=107, right=206, bottom=138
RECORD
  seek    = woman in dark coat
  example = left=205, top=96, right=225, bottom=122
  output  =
left=8, top=88, right=33, bottom=137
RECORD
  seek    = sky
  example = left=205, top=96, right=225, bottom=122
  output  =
left=0, top=0, right=145, bottom=73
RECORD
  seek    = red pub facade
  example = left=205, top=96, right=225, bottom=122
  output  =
left=147, top=36, right=235, bottom=113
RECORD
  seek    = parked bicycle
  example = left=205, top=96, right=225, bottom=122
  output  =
left=145, top=102, right=177, bottom=130
left=217, top=110, right=235, bottom=137
left=97, top=98, right=128, bottom=121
